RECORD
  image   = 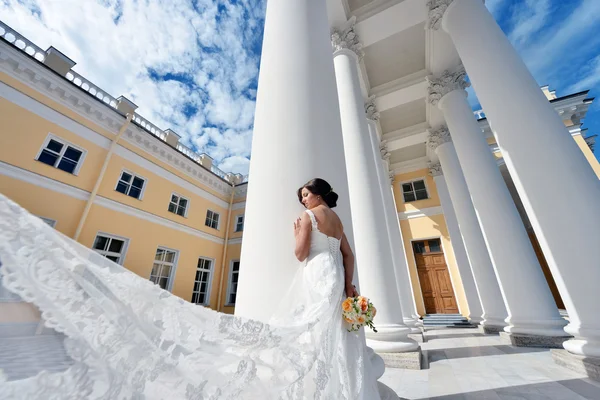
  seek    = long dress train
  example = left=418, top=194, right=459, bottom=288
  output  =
left=0, top=194, right=379, bottom=399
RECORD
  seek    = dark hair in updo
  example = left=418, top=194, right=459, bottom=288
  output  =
left=297, top=178, right=339, bottom=208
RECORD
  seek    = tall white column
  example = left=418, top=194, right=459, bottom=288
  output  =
left=431, top=0, right=600, bottom=357
left=428, top=68, right=567, bottom=338
left=332, top=26, right=417, bottom=353
left=427, top=132, right=508, bottom=331
left=367, top=117, right=421, bottom=334
left=429, top=162, right=483, bottom=324
left=236, top=0, right=356, bottom=321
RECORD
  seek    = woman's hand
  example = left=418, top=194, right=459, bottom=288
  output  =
left=293, top=218, right=302, bottom=238
left=345, top=284, right=359, bottom=298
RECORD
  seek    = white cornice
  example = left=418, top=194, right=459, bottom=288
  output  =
left=231, top=201, right=246, bottom=211
left=391, top=156, right=429, bottom=175
left=370, top=69, right=428, bottom=98
left=0, top=161, right=226, bottom=244
left=398, top=206, right=443, bottom=220
left=0, top=41, right=233, bottom=197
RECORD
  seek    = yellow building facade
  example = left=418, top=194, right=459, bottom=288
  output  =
left=1, top=22, right=599, bottom=322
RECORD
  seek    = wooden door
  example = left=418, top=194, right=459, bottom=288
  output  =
left=414, top=239, right=459, bottom=314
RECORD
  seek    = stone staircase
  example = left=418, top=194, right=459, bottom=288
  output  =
left=422, top=314, right=474, bottom=328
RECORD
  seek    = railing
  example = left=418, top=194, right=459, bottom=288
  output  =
left=65, top=70, right=119, bottom=109
left=132, top=113, right=167, bottom=141
left=177, top=143, right=203, bottom=163
left=0, top=21, right=46, bottom=62
left=473, top=110, right=486, bottom=119
left=1, top=19, right=246, bottom=184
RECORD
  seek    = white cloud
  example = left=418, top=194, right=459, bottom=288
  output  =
left=508, top=0, right=551, bottom=47
left=0, top=0, right=265, bottom=175
left=567, top=54, right=600, bottom=94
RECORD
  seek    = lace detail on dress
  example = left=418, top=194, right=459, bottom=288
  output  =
left=0, top=194, right=374, bottom=399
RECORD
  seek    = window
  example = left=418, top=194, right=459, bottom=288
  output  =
left=401, top=179, right=428, bottom=202
left=192, top=258, right=213, bottom=306
left=115, top=171, right=146, bottom=199
left=168, top=194, right=188, bottom=217
left=226, top=260, right=240, bottom=306
left=92, top=234, right=128, bottom=265
left=38, top=216, right=57, bottom=228
left=205, top=210, right=220, bottom=230
left=150, top=247, right=178, bottom=291
left=36, top=136, right=85, bottom=174
left=428, top=239, right=441, bottom=253
left=235, top=215, right=244, bottom=232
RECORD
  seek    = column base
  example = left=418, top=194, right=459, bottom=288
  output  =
left=365, top=325, right=420, bottom=352
left=408, top=332, right=425, bottom=343
left=479, top=324, right=505, bottom=334
left=378, top=382, right=404, bottom=400
left=376, top=347, right=422, bottom=370
left=552, top=349, right=600, bottom=382
left=468, top=316, right=483, bottom=325
left=503, top=317, right=568, bottom=337
left=500, top=332, right=571, bottom=349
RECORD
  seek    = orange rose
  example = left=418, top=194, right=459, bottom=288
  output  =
left=357, top=315, right=366, bottom=324
left=344, top=316, right=355, bottom=324
left=358, top=298, right=369, bottom=313
left=342, top=298, right=353, bottom=312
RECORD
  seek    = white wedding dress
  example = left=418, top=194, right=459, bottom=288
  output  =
left=0, top=194, right=381, bottom=399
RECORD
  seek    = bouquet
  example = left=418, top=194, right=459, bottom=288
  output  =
left=342, top=296, right=377, bottom=332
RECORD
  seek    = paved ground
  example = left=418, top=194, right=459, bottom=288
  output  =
left=380, top=327, right=600, bottom=400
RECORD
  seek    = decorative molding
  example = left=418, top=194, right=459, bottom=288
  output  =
left=231, top=201, right=246, bottom=211
left=391, top=156, right=429, bottom=175
left=428, top=162, right=443, bottom=177
left=228, top=237, right=243, bottom=245
left=426, top=65, right=470, bottom=106
left=427, top=125, right=452, bottom=151
left=0, top=41, right=234, bottom=197
left=365, top=95, right=380, bottom=121
left=398, top=206, right=444, bottom=220
left=388, top=169, right=396, bottom=184
left=0, top=161, right=90, bottom=201
left=0, top=161, right=227, bottom=244
left=426, top=0, right=454, bottom=30
left=380, top=140, right=391, bottom=161
left=370, top=69, right=429, bottom=98
left=331, top=17, right=364, bottom=60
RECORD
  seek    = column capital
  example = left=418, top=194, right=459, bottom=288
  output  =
left=365, top=96, right=380, bottom=121
left=426, top=0, right=455, bottom=30
left=427, top=125, right=452, bottom=152
left=389, top=169, right=396, bottom=184
left=426, top=65, right=471, bottom=106
left=380, top=140, right=391, bottom=161
left=428, top=161, right=443, bottom=177
left=331, top=17, right=364, bottom=60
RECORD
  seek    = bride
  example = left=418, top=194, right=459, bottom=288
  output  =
left=0, top=178, right=383, bottom=399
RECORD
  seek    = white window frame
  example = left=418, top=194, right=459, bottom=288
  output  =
left=205, top=209, right=220, bottom=230
left=399, top=177, right=430, bottom=203
left=35, top=133, right=87, bottom=175
left=91, top=232, right=130, bottom=265
left=168, top=192, right=189, bottom=217
left=192, top=257, right=214, bottom=306
left=149, top=246, right=179, bottom=292
left=115, top=169, right=147, bottom=200
left=38, top=216, right=57, bottom=228
left=234, top=214, right=244, bottom=232
left=225, top=260, right=240, bottom=306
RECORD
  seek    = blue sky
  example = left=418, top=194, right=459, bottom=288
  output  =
left=1, top=0, right=599, bottom=174
left=478, top=0, right=600, bottom=160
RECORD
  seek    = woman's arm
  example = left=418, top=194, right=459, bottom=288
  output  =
left=340, top=233, right=359, bottom=297
left=294, top=213, right=312, bottom=262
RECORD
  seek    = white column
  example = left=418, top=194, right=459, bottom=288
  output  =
left=428, top=68, right=567, bottom=338
left=427, top=132, right=508, bottom=330
left=432, top=0, right=600, bottom=357
left=429, top=163, right=483, bottom=324
left=332, top=27, right=417, bottom=353
left=367, top=118, right=421, bottom=334
left=236, top=0, right=356, bottom=321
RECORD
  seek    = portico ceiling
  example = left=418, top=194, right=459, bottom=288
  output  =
left=327, top=0, right=464, bottom=174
